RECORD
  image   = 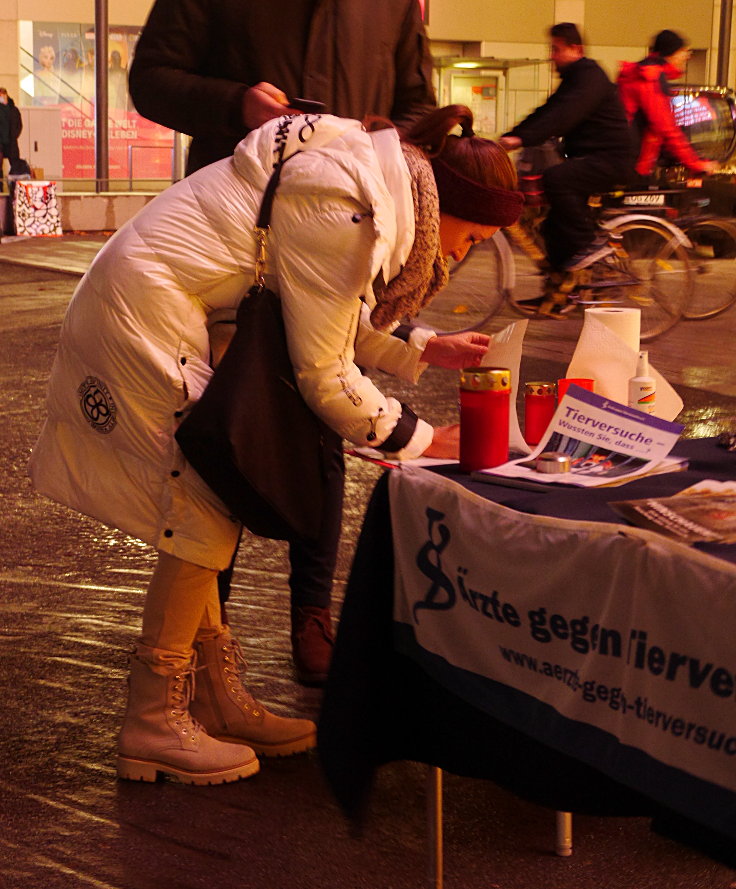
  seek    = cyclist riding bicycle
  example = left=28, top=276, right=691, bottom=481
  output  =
left=499, top=23, right=633, bottom=282
left=617, top=29, right=718, bottom=184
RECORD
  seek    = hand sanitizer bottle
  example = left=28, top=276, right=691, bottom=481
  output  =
left=628, top=350, right=656, bottom=414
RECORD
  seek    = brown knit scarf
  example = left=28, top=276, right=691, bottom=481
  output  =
left=370, top=142, right=449, bottom=330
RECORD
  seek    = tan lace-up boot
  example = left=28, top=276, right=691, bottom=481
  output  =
left=190, top=626, right=317, bottom=756
left=116, top=652, right=260, bottom=784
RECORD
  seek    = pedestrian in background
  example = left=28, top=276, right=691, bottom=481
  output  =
left=128, top=0, right=436, bottom=685
left=617, top=29, right=717, bottom=183
left=0, top=88, right=22, bottom=191
left=29, top=104, right=523, bottom=785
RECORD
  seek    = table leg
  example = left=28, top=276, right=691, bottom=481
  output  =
left=555, top=810, right=573, bottom=857
left=427, top=766, right=444, bottom=889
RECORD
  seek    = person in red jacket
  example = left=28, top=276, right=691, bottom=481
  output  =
left=617, top=29, right=717, bottom=180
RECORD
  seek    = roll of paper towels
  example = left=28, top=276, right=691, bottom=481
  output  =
left=565, top=305, right=683, bottom=419
left=583, top=307, right=640, bottom=352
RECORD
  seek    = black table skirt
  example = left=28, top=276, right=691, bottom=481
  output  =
left=318, top=438, right=736, bottom=867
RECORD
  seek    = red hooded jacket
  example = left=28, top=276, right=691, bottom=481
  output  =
left=617, top=55, right=707, bottom=175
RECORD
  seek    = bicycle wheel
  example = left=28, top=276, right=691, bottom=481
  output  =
left=505, top=241, right=549, bottom=316
left=503, top=219, right=550, bottom=316
left=601, top=220, right=692, bottom=340
left=412, top=234, right=507, bottom=334
left=680, top=217, right=736, bottom=320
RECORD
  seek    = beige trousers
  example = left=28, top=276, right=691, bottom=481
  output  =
left=137, top=551, right=224, bottom=672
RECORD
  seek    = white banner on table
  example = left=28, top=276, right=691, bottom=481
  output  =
left=389, top=466, right=736, bottom=796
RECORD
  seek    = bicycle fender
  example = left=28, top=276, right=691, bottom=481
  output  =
left=601, top=214, right=692, bottom=249
left=492, top=229, right=516, bottom=291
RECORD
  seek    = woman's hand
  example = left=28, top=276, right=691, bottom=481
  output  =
left=420, top=332, right=490, bottom=370
left=422, top=424, right=460, bottom=459
left=499, top=135, right=522, bottom=151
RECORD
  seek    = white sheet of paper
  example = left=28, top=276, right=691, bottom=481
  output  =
left=565, top=315, right=683, bottom=421
left=483, top=319, right=531, bottom=455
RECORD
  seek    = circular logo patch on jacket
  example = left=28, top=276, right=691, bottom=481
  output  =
left=78, top=376, right=117, bottom=434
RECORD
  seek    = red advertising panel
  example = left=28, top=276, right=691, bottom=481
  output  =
left=27, top=22, right=173, bottom=181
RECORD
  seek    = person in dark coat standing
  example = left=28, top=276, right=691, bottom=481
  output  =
left=129, top=0, right=435, bottom=173
left=128, top=0, right=436, bottom=685
left=0, top=88, right=22, bottom=191
left=500, top=23, right=633, bottom=272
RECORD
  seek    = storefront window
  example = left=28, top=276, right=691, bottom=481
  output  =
left=18, top=21, right=174, bottom=187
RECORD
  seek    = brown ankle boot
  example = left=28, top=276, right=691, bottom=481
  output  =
left=190, top=627, right=317, bottom=756
left=291, top=606, right=334, bottom=686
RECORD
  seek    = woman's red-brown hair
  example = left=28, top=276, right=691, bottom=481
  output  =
left=403, top=104, right=518, bottom=190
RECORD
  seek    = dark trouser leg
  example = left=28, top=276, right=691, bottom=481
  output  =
left=216, top=443, right=343, bottom=615
left=288, top=442, right=344, bottom=684
left=288, top=442, right=345, bottom=610
left=541, top=155, right=628, bottom=270
left=215, top=441, right=343, bottom=682
left=217, top=525, right=243, bottom=624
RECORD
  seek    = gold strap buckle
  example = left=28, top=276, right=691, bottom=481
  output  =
left=253, top=225, right=270, bottom=287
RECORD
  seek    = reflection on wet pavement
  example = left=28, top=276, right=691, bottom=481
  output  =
left=2, top=265, right=735, bottom=888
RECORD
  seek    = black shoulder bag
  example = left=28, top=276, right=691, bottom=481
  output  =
left=175, top=157, right=341, bottom=541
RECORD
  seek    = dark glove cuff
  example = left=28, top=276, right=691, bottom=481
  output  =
left=391, top=323, right=414, bottom=342
left=380, top=404, right=418, bottom=453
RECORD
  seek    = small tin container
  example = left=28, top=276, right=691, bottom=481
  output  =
left=535, top=452, right=571, bottom=473
left=524, top=381, right=557, bottom=446
left=459, top=367, right=511, bottom=471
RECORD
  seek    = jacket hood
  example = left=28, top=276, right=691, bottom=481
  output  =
left=233, top=113, right=411, bottom=303
left=233, top=113, right=364, bottom=188
left=650, top=54, right=686, bottom=79
left=617, top=60, right=641, bottom=85
left=618, top=55, right=684, bottom=85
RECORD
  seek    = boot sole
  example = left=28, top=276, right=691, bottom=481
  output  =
left=116, top=754, right=260, bottom=784
left=214, top=731, right=317, bottom=757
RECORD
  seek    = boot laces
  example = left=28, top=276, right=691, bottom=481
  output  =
left=170, top=661, right=202, bottom=740
left=221, top=636, right=261, bottom=718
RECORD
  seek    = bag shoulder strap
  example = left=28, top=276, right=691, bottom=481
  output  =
left=253, top=158, right=289, bottom=287
left=256, top=161, right=286, bottom=229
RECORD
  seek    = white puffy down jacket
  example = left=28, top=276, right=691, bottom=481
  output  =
left=29, top=115, right=436, bottom=569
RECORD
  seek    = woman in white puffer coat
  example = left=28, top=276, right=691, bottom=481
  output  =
left=29, top=105, right=523, bottom=786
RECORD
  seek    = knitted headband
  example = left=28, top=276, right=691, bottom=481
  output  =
left=430, top=157, right=524, bottom=227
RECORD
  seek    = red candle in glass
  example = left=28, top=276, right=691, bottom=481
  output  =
left=524, top=381, right=557, bottom=446
left=557, top=377, right=594, bottom=402
left=459, top=367, right=511, bottom=471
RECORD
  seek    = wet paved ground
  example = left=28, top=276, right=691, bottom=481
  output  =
left=1, top=238, right=736, bottom=888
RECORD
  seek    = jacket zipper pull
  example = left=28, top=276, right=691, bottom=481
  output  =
left=366, top=408, right=383, bottom=442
